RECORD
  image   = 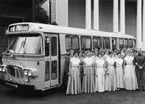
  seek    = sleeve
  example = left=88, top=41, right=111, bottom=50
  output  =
left=143, top=56, right=145, bottom=65
left=144, top=56, right=145, bottom=62
left=133, top=56, right=137, bottom=66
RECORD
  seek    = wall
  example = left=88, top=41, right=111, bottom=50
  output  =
left=68, top=0, right=85, bottom=28
left=99, top=1, right=113, bottom=32
left=68, top=0, right=136, bottom=37
left=125, top=2, right=136, bottom=38
left=68, top=0, right=114, bottom=31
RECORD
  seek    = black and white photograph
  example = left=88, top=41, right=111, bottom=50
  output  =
left=0, top=0, right=145, bottom=104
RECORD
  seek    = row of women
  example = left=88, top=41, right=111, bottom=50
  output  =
left=66, top=48, right=138, bottom=95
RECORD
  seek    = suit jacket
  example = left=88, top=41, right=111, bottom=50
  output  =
left=133, top=55, right=145, bottom=70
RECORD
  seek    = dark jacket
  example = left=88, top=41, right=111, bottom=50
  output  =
left=133, top=54, right=145, bottom=70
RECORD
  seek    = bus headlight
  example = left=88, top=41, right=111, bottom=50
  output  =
left=0, top=67, right=3, bottom=72
left=24, top=69, right=33, bottom=77
left=24, top=70, right=28, bottom=76
left=0, top=66, right=5, bottom=72
left=27, top=71, right=33, bottom=76
left=24, top=68, right=39, bottom=77
left=2, top=68, right=6, bottom=72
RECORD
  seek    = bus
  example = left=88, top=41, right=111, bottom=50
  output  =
left=0, top=22, right=136, bottom=91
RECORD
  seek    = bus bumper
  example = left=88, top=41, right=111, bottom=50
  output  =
left=0, top=79, right=35, bottom=89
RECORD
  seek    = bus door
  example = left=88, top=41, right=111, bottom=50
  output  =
left=44, top=34, right=59, bottom=88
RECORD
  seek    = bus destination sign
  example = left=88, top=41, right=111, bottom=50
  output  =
left=9, top=24, right=29, bottom=32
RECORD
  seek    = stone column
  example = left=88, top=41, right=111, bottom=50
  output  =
left=120, top=0, right=125, bottom=33
left=136, top=0, right=142, bottom=49
left=86, top=0, right=92, bottom=29
left=56, top=0, right=68, bottom=26
left=143, top=0, right=145, bottom=42
left=113, top=0, right=119, bottom=32
left=93, top=0, right=99, bottom=30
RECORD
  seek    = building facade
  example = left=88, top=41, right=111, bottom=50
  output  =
left=41, top=0, right=145, bottom=50
left=0, top=0, right=144, bottom=55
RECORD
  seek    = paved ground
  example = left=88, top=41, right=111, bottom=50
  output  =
left=0, top=85, right=145, bottom=104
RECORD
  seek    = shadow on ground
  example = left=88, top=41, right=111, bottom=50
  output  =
left=0, top=85, right=66, bottom=99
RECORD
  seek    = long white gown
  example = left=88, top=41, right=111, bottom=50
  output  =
left=124, top=56, right=138, bottom=90
left=105, top=57, right=116, bottom=91
left=115, top=57, right=124, bottom=89
left=95, top=58, right=105, bottom=92
left=66, top=57, right=81, bottom=94
left=82, top=57, right=95, bottom=93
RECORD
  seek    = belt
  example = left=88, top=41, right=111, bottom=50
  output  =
left=71, top=66, right=79, bottom=67
left=116, top=66, right=122, bottom=67
left=126, top=64, right=133, bottom=65
left=86, top=66, right=92, bottom=67
left=108, top=66, right=114, bottom=67
left=96, top=66, right=103, bottom=68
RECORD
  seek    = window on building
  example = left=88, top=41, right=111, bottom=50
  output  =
left=119, top=38, right=124, bottom=50
left=93, top=37, right=102, bottom=49
left=81, top=36, right=91, bottom=50
left=124, top=39, right=128, bottom=48
left=128, top=39, right=133, bottom=48
left=65, top=35, right=79, bottom=52
left=103, top=37, right=110, bottom=49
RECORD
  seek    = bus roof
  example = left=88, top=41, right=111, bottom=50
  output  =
left=7, top=22, right=135, bottom=39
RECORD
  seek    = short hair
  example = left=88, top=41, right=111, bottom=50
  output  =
left=108, top=51, right=113, bottom=55
left=126, top=49, right=132, bottom=53
left=117, top=52, right=121, bottom=55
left=97, top=52, right=102, bottom=56
left=73, top=52, right=78, bottom=55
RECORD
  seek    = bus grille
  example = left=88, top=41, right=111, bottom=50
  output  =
left=6, top=65, right=24, bottom=78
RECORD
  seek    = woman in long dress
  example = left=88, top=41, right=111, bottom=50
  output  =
left=115, top=52, right=124, bottom=89
left=105, top=51, right=116, bottom=91
left=66, top=52, right=81, bottom=94
left=94, top=53, right=106, bottom=92
left=64, top=49, right=74, bottom=89
left=123, top=49, right=138, bottom=90
left=82, top=52, right=95, bottom=93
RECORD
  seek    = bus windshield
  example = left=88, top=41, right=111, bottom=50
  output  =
left=6, top=34, right=42, bottom=54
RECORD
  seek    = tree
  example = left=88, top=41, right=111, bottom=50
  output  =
left=34, top=5, right=51, bottom=24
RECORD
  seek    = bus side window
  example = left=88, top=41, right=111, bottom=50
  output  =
left=133, top=39, right=136, bottom=48
left=81, top=36, right=91, bottom=51
left=93, top=37, right=101, bottom=49
left=65, top=35, right=79, bottom=52
left=128, top=39, right=133, bottom=48
left=45, top=37, right=49, bottom=56
left=112, top=38, right=117, bottom=50
left=51, top=37, right=57, bottom=56
left=119, top=38, right=124, bottom=50
left=124, top=39, right=128, bottom=49
left=103, top=37, right=110, bottom=49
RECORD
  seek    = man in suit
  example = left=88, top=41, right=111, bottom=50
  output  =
left=133, top=50, right=145, bottom=90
